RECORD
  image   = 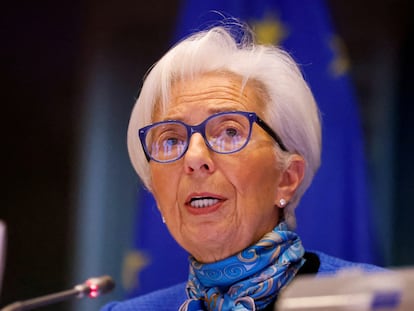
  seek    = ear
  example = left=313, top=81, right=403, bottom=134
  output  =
left=275, top=154, right=305, bottom=207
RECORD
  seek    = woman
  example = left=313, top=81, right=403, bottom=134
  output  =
left=102, top=24, right=380, bottom=311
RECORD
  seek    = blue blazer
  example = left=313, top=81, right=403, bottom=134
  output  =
left=101, top=251, right=382, bottom=311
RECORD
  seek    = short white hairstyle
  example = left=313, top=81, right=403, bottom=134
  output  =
left=127, top=24, right=321, bottom=229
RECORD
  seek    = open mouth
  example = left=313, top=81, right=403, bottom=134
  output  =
left=189, top=197, right=221, bottom=208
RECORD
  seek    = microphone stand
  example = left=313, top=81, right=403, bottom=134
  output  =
left=1, top=275, right=115, bottom=311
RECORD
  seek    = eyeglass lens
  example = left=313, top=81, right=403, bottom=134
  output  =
left=144, top=112, right=252, bottom=162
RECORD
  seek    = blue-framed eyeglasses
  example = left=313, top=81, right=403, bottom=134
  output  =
left=139, top=111, right=288, bottom=163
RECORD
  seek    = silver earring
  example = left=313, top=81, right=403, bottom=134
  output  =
left=162, top=216, right=166, bottom=224
left=279, top=198, right=287, bottom=207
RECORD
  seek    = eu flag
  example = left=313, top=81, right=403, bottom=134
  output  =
left=126, top=0, right=380, bottom=297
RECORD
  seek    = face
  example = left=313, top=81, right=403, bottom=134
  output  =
left=149, top=72, right=286, bottom=263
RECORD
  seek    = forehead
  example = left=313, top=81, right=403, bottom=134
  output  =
left=153, top=72, right=267, bottom=122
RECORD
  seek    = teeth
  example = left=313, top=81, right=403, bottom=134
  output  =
left=190, top=198, right=219, bottom=208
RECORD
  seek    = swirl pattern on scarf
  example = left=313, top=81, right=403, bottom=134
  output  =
left=179, top=222, right=305, bottom=311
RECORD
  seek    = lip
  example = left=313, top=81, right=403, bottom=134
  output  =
left=185, top=192, right=226, bottom=215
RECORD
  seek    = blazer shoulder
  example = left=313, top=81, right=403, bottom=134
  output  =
left=100, top=282, right=187, bottom=311
left=312, top=250, right=384, bottom=275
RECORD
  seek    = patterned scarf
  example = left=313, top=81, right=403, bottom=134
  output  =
left=179, top=222, right=305, bottom=311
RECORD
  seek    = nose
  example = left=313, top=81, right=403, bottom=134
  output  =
left=184, top=133, right=215, bottom=174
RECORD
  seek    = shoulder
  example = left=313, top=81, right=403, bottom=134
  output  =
left=311, top=250, right=384, bottom=275
left=100, top=282, right=187, bottom=311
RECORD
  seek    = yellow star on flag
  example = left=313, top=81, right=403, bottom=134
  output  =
left=250, top=13, right=289, bottom=45
left=122, top=250, right=150, bottom=291
left=329, top=35, right=350, bottom=77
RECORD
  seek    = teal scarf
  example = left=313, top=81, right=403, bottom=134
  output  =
left=179, top=222, right=304, bottom=311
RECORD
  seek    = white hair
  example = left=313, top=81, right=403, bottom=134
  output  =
left=127, top=25, right=321, bottom=229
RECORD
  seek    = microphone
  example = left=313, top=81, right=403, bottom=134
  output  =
left=1, top=275, right=115, bottom=311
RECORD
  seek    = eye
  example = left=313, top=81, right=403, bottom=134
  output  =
left=208, top=118, right=246, bottom=141
left=158, top=131, right=186, bottom=146
left=225, top=127, right=238, bottom=138
left=150, top=123, right=187, bottom=147
left=164, top=137, right=180, bottom=146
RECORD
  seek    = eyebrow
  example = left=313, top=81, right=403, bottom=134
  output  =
left=159, top=105, right=243, bottom=122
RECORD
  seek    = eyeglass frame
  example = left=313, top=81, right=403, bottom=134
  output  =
left=138, top=110, right=288, bottom=163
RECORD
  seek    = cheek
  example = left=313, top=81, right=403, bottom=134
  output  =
left=232, top=169, right=278, bottom=198
left=150, top=165, right=180, bottom=211
left=242, top=166, right=281, bottom=220
left=224, top=153, right=280, bottom=201
left=226, top=162, right=280, bottom=236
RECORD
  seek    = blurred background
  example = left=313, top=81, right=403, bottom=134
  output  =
left=1, top=0, right=413, bottom=310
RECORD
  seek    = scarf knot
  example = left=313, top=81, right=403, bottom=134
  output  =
left=179, top=222, right=305, bottom=311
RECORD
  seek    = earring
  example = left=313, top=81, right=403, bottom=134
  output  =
left=279, top=198, right=287, bottom=207
left=162, top=216, right=166, bottom=224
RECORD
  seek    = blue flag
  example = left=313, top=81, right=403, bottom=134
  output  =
left=127, top=0, right=380, bottom=297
